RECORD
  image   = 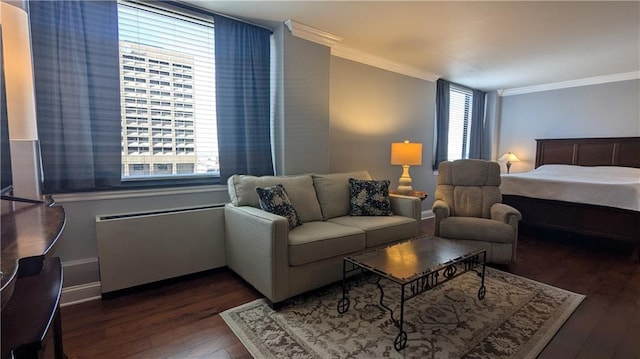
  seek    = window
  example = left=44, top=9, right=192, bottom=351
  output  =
left=447, top=85, right=473, bottom=161
left=30, top=0, right=272, bottom=193
left=433, top=79, right=486, bottom=170
left=177, top=163, right=195, bottom=174
left=129, top=164, right=150, bottom=176
left=118, top=1, right=218, bottom=179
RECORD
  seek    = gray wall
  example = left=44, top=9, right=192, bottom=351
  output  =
left=329, top=57, right=437, bottom=210
left=498, top=79, right=640, bottom=172
left=273, top=25, right=331, bottom=175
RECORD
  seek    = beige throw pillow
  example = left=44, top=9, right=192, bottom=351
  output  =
left=228, top=174, right=323, bottom=223
left=312, top=170, right=371, bottom=220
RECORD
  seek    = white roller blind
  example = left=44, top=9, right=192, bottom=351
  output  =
left=447, top=85, right=473, bottom=160
left=117, top=1, right=218, bottom=179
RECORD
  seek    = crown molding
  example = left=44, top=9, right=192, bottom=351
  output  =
left=331, top=44, right=439, bottom=82
left=283, top=19, right=343, bottom=48
left=499, top=71, right=640, bottom=96
left=283, top=19, right=438, bottom=82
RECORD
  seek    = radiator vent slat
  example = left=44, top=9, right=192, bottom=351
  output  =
left=98, top=204, right=225, bottom=221
left=96, top=206, right=225, bottom=294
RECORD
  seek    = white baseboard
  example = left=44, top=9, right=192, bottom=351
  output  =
left=61, top=281, right=102, bottom=307
left=62, top=257, right=100, bottom=287
left=422, top=210, right=434, bottom=220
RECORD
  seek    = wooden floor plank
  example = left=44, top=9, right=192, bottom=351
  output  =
left=56, top=219, right=640, bottom=359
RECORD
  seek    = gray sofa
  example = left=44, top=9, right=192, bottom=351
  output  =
left=224, top=170, right=422, bottom=305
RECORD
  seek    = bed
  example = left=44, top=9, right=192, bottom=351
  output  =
left=500, top=137, right=640, bottom=259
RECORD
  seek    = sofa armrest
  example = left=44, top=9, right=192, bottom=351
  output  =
left=432, top=199, right=450, bottom=236
left=389, top=194, right=421, bottom=223
left=224, top=204, right=290, bottom=303
left=491, top=203, right=522, bottom=226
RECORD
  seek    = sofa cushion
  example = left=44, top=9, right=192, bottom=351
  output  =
left=328, top=215, right=417, bottom=248
left=288, top=221, right=365, bottom=266
left=256, top=184, right=302, bottom=229
left=312, top=171, right=371, bottom=220
left=348, top=178, right=393, bottom=216
left=439, top=217, right=514, bottom=244
left=228, top=174, right=323, bottom=223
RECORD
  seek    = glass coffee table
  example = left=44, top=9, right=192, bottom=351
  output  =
left=336, top=236, right=487, bottom=351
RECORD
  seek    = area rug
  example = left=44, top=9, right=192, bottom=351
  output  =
left=221, top=268, right=585, bottom=359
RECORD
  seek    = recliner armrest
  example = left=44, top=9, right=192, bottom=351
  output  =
left=490, top=203, right=522, bottom=225
left=432, top=199, right=450, bottom=219
left=432, top=199, right=451, bottom=236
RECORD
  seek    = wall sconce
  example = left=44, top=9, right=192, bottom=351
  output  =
left=391, top=140, right=422, bottom=194
left=499, top=152, right=520, bottom=174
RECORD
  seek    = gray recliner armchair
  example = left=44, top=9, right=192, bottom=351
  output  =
left=432, top=159, right=522, bottom=264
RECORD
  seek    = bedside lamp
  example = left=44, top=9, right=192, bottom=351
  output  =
left=391, top=140, right=422, bottom=194
left=499, top=152, right=520, bottom=174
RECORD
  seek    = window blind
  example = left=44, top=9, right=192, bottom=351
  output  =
left=117, top=1, right=219, bottom=179
left=447, top=85, right=473, bottom=160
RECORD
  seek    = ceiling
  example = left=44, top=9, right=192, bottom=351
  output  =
left=187, top=1, right=640, bottom=92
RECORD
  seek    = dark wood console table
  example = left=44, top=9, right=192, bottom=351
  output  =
left=1, top=197, right=66, bottom=359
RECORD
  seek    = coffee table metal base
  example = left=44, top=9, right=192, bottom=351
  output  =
left=337, top=250, right=487, bottom=351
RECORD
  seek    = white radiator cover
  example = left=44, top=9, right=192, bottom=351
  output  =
left=96, top=206, right=225, bottom=294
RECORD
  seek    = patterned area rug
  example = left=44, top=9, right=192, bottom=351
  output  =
left=221, top=268, right=584, bottom=359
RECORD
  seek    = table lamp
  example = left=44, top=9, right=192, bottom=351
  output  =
left=391, top=140, right=422, bottom=194
left=499, top=152, right=520, bottom=174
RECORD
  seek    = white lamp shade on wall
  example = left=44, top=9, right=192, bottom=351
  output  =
left=1, top=0, right=38, bottom=141
left=1, top=0, right=42, bottom=200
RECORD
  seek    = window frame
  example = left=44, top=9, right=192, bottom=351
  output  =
left=116, top=0, right=221, bottom=188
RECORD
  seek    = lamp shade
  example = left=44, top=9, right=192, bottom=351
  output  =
left=391, top=141, right=422, bottom=166
left=499, top=152, right=520, bottom=162
left=1, top=1, right=38, bottom=141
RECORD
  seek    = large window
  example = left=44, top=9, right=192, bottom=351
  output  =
left=118, top=1, right=218, bottom=180
left=31, top=0, right=272, bottom=193
left=447, top=85, right=473, bottom=161
left=433, top=79, right=486, bottom=170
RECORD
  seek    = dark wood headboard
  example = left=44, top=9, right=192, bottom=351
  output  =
left=535, top=137, right=640, bottom=169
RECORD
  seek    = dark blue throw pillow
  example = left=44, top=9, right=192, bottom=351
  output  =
left=256, top=184, right=302, bottom=229
left=348, top=178, right=393, bottom=216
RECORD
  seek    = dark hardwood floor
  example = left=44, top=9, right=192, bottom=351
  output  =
left=58, top=219, right=640, bottom=358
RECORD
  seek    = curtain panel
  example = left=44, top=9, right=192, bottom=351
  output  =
left=468, top=89, right=487, bottom=159
left=433, top=78, right=450, bottom=170
left=30, top=0, right=122, bottom=193
left=213, top=15, right=273, bottom=182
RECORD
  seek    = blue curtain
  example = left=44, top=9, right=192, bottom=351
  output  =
left=433, top=78, right=450, bottom=170
left=213, top=15, right=273, bottom=182
left=468, top=89, right=487, bottom=159
left=30, top=1, right=121, bottom=193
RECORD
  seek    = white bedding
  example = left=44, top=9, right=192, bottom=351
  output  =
left=500, top=164, right=640, bottom=212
